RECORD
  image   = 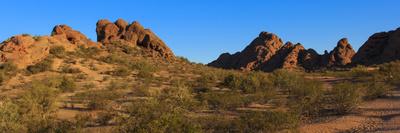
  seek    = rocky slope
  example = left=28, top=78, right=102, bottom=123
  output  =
left=0, top=19, right=175, bottom=68
left=353, top=28, right=400, bottom=65
left=209, top=32, right=356, bottom=71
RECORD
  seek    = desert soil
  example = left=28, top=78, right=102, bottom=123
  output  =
left=300, top=77, right=400, bottom=133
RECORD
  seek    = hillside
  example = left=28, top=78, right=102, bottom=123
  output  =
left=0, top=19, right=400, bottom=133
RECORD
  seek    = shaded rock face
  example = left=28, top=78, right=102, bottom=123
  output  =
left=208, top=32, right=283, bottom=70
left=96, top=19, right=174, bottom=60
left=353, top=28, right=400, bottom=65
left=325, top=38, right=355, bottom=66
left=209, top=32, right=355, bottom=72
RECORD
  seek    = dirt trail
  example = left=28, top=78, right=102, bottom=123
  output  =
left=300, top=77, right=400, bottom=133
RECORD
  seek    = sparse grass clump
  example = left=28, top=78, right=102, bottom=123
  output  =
left=75, top=46, right=100, bottom=58
left=49, top=45, right=66, bottom=58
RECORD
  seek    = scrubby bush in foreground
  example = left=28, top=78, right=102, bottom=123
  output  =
left=331, top=82, right=361, bottom=114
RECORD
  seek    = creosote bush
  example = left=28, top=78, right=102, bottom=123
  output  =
left=49, top=45, right=66, bottom=58
left=27, top=57, right=53, bottom=74
left=331, top=82, right=361, bottom=114
left=0, top=62, right=18, bottom=84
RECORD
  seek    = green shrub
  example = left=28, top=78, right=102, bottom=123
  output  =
left=363, top=81, right=392, bottom=100
left=117, top=99, right=202, bottom=133
left=0, top=62, right=18, bottom=84
left=49, top=46, right=66, bottom=58
left=100, top=53, right=129, bottom=65
left=74, top=90, right=122, bottom=110
left=331, top=82, right=361, bottom=114
left=75, top=46, right=100, bottom=58
left=59, top=76, right=76, bottom=93
left=239, top=111, right=299, bottom=132
left=27, top=57, right=53, bottom=74
left=289, top=79, right=324, bottom=116
left=223, top=73, right=242, bottom=90
left=270, top=69, right=302, bottom=94
left=0, top=98, right=26, bottom=132
left=379, top=61, right=400, bottom=85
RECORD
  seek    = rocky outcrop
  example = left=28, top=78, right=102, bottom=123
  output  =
left=208, top=32, right=283, bottom=70
left=0, top=25, right=98, bottom=68
left=325, top=38, right=355, bottom=67
left=51, top=25, right=97, bottom=47
left=353, top=28, right=400, bottom=65
left=209, top=32, right=355, bottom=72
left=96, top=19, right=174, bottom=60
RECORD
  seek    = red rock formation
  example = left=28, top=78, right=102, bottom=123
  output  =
left=325, top=38, right=355, bottom=66
left=209, top=32, right=355, bottom=72
left=0, top=25, right=98, bottom=68
left=353, top=28, right=400, bottom=65
left=208, top=32, right=283, bottom=70
left=96, top=19, right=174, bottom=60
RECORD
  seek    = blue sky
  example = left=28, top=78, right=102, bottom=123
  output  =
left=0, top=0, right=399, bottom=63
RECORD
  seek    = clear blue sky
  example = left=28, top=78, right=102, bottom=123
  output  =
left=1, top=0, right=399, bottom=63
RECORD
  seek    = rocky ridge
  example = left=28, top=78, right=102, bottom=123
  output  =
left=209, top=32, right=357, bottom=72
left=0, top=18, right=175, bottom=68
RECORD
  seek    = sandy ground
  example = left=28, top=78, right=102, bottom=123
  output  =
left=300, top=77, right=400, bottom=133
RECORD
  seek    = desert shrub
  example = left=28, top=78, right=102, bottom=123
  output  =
left=362, top=81, right=392, bottom=100
left=96, top=111, right=115, bottom=126
left=61, top=65, right=81, bottom=73
left=223, top=73, right=242, bottom=90
left=49, top=45, right=66, bottom=58
left=289, top=79, right=324, bottom=116
left=75, top=90, right=122, bottom=110
left=270, top=69, right=303, bottom=94
left=129, top=61, right=159, bottom=80
left=159, top=81, right=200, bottom=110
left=0, top=62, right=18, bottom=84
left=75, top=46, right=100, bottom=58
left=117, top=99, right=202, bottom=133
left=379, top=61, right=400, bottom=85
left=107, top=80, right=130, bottom=90
left=18, top=81, right=62, bottom=133
left=331, top=82, right=361, bottom=114
left=100, top=53, right=129, bottom=65
left=27, top=57, right=53, bottom=74
left=197, top=115, right=238, bottom=132
left=194, top=72, right=219, bottom=91
left=59, top=76, right=76, bottom=93
left=0, top=98, right=26, bottom=132
left=113, top=66, right=131, bottom=77
left=238, top=111, right=299, bottom=132
left=349, top=65, right=371, bottom=77
left=199, top=92, right=248, bottom=110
